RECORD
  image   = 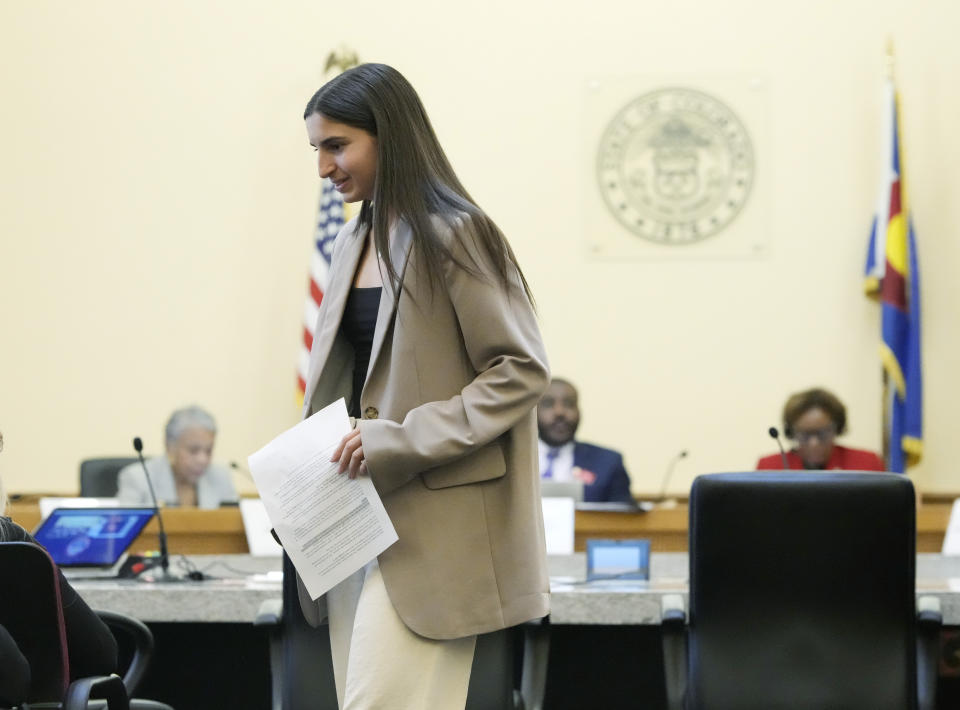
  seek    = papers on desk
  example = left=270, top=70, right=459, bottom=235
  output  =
left=247, top=398, right=398, bottom=600
left=239, top=498, right=282, bottom=557
left=249, top=570, right=284, bottom=584
left=942, top=499, right=960, bottom=555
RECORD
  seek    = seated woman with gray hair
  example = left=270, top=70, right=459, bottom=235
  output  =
left=117, top=406, right=237, bottom=508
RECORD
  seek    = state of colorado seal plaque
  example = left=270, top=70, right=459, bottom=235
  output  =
left=596, top=87, right=754, bottom=245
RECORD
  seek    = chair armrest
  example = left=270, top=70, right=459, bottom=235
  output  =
left=63, top=674, right=129, bottom=710
left=661, top=594, right=686, bottom=625
left=96, top=610, right=154, bottom=695
left=255, top=598, right=283, bottom=626
left=917, top=595, right=943, bottom=625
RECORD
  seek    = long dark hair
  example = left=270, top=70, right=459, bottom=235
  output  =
left=303, top=63, right=532, bottom=302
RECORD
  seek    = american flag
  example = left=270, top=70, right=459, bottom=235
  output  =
left=297, top=179, right=344, bottom=399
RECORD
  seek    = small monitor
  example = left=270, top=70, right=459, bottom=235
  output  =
left=586, top=538, right=651, bottom=581
left=32, top=507, right=155, bottom=569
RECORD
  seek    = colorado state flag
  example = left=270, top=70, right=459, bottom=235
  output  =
left=864, top=78, right=923, bottom=473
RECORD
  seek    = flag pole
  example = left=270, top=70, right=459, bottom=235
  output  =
left=324, top=47, right=360, bottom=77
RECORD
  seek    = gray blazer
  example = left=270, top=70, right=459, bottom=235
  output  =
left=116, top=456, right=237, bottom=509
left=299, top=213, right=551, bottom=640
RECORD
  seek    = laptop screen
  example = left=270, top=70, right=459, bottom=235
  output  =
left=539, top=480, right=584, bottom=502
left=32, top=507, right=155, bottom=568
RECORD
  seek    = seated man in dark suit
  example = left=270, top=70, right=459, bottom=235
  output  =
left=537, top=378, right=634, bottom=503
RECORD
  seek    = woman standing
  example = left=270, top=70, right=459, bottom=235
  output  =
left=298, top=63, right=550, bottom=709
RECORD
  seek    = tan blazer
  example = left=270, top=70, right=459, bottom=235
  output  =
left=297, top=213, right=550, bottom=640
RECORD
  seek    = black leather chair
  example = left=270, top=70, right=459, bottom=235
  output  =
left=79, top=458, right=138, bottom=498
left=662, top=472, right=941, bottom=710
left=0, top=542, right=173, bottom=710
left=95, top=612, right=165, bottom=705
left=256, top=553, right=527, bottom=709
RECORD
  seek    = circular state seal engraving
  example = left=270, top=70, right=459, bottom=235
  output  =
left=597, top=87, right=755, bottom=244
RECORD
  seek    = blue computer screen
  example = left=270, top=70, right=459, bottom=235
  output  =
left=32, top=508, right=155, bottom=567
left=586, top=539, right=651, bottom=580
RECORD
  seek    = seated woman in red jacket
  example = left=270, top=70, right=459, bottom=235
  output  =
left=757, top=388, right=886, bottom=471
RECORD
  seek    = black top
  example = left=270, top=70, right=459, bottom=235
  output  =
left=0, top=623, right=29, bottom=705
left=339, top=287, right=382, bottom=419
left=0, top=516, right=118, bottom=679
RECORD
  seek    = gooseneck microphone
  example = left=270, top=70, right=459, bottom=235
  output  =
left=133, top=437, right=181, bottom=582
left=768, top=427, right=789, bottom=470
left=658, top=449, right=689, bottom=501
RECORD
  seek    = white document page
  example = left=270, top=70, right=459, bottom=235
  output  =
left=239, top=498, right=282, bottom=557
left=541, top=496, right=576, bottom=555
left=247, top=398, right=398, bottom=599
left=942, top=499, right=960, bottom=555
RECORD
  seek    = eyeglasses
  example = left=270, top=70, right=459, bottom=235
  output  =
left=792, top=426, right=836, bottom=444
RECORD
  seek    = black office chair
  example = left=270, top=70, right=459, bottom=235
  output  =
left=0, top=542, right=174, bottom=710
left=79, top=458, right=138, bottom=498
left=662, top=472, right=941, bottom=710
left=95, top=612, right=164, bottom=704
left=256, top=553, right=526, bottom=710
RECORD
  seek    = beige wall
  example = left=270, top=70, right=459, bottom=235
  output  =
left=1, top=0, right=957, bottom=498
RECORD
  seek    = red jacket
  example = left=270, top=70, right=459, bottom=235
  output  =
left=756, top=444, right=886, bottom=471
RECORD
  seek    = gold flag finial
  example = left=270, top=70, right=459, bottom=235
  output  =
left=324, top=47, right=360, bottom=78
left=884, top=37, right=896, bottom=81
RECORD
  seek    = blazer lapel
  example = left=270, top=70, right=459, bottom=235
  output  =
left=366, top=220, right=413, bottom=385
left=302, top=226, right=366, bottom=412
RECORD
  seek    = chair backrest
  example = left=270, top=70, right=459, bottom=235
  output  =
left=79, top=458, right=138, bottom=497
left=0, top=622, right=31, bottom=707
left=0, top=542, right=71, bottom=702
left=687, top=472, right=917, bottom=710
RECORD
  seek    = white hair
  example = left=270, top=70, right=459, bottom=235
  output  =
left=165, top=406, right=217, bottom=447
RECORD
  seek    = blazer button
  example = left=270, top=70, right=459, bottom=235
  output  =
left=363, top=406, right=379, bottom=420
